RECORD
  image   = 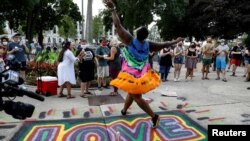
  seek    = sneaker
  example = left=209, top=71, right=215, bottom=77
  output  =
left=230, top=72, right=235, bottom=76
left=98, top=87, right=102, bottom=90
left=151, top=114, right=160, bottom=128
left=174, top=78, right=177, bottom=82
left=222, top=78, right=227, bottom=82
left=103, top=86, right=110, bottom=89
left=177, top=78, right=181, bottom=82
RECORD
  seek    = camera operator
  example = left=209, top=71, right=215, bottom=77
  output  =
left=7, top=33, right=29, bottom=79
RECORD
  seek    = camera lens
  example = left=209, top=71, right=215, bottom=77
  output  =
left=3, top=101, right=35, bottom=119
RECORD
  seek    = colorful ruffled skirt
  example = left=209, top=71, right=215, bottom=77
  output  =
left=110, top=47, right=160, bottom=94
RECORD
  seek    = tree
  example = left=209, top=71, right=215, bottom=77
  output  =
left=0, top=0, right=37, bottom=34
left=184, top=0, right=250, bottom=40
left=154, top=0, right=188, bottom=40
left=0, top=0, right=82, bottom=47
left=102, top=0, right=154, bottom=33
left=58, top=16, right=77, bottom=41
left=33, top=0, right=82, bottom=47
left=92, top=15, right=103, bottom=43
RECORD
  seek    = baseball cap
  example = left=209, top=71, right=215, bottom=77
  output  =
left=12, top=33, right=21, bottom=38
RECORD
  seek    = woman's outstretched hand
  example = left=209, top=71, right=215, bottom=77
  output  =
left=103, top=0, right=115, bottom=9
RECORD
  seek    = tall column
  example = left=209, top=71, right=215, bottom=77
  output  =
left=81, top=0, right=85, bottom=39
left=85, top=0, right=93, bottom=43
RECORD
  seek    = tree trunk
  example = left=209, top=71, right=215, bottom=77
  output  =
left=85, top=0, right=93, bottom=43
left=38, top=29, right=44, bottom=49
left=25, top=3, right=41, bottom=44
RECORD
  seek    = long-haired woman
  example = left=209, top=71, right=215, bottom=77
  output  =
left=57, top=42, right=83, bottom=99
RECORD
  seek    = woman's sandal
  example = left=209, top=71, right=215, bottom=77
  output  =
left=110, top=92, right=119, bottom=96
left=58, top=94, right=67, bottom=98
left=67, top=95, right=75, bottom=99
left=84, top=92, right=93, bottom=95
left=80, top=94, right=88, bottom=98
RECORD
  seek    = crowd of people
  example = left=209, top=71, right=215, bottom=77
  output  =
left=157, top=37, right=250, bottom=84
left=0, top=0, right=249, bottom=129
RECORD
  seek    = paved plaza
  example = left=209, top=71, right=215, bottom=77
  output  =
left=0, top=63, right=249, bottom=140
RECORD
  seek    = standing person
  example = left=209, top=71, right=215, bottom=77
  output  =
left=185, top=42, right=198, bottom=81
left=244, top=45, right=250, bottom=82
left=57, top=42, right=83, bottom=99
left=201, top=37, right=214, bottom=80
left=95, top=40, right=110, bottom=90
left=0, top=36, right=9, bottom=60
left=104, top=39, right=122, bottom=95
left=0, top=43, right=6, bottom=72
left=173, top=41, right=184, bottom=82
left=103, top=0, right=183, bottom=128
left=77, top=40, right=96, bottom=98
left=231, top=43, right=243, bottom=76
left=227, top=47, right=233, bottom=72
left=196, top=44, right=202, bottom=63
left=159, top=47, right=173, bottom=82
left=148, top=51, right=155, bottom=68
left=7, top=33, right=29, bottom=79
left=215, top=40, right=229, bottom=82
left=243, top=46, right=249, bottom=78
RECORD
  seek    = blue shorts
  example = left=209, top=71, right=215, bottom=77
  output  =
left=174, top=57, right=183, bottom=64
left=216, top=56, right=226, bottom=69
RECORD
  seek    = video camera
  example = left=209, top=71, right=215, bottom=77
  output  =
left=5, top=54, right=22, bottom=71
left=0, top=67, right=44, bottom=119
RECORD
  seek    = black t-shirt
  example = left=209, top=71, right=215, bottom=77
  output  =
left=159, top=48, right=172, bottom=66
left=245, top=47, right=250, bottom=60
left=232, top=46, right=242, bottom=59
left=76, top=48, right=95, bottom=71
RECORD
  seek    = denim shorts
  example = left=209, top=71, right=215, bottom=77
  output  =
left=174, top=57, right=183, bottom=64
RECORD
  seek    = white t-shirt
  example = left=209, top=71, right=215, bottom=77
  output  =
left=217, top=45, right=229, bottom=57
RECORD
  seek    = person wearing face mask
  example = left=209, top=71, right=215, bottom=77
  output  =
left=215, top=39, right=229, bottom=82
left=173, top=41, right=184, bottom=82
left=0, top=36, right=8, bottom=60
left=76, top=39, right=96, bottom=98
left=202, top=37, right=214, bottom=80
left=7, top=33, right=29, bottom=79
left=185, top=42, right=198, bottom=81
left=103, top=0, right=184, bottom=128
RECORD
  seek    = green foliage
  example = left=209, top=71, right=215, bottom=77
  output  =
left=155, top=0, right=188, bottom=40
left=35, top=50, right=59, bottom=64
left=58, top=16, right=77, bottom=40
left=92, top=15, right=103, bottom=43
left=185, top=0, right=250, bottom=40
left=0, top=0, right=37, bottom=32
left=102, top=0, right=154, bottom=32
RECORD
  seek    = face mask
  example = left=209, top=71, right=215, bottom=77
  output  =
left=81, top=45, right=87, bottom=50
left=2, top=42, right=8, bottom=45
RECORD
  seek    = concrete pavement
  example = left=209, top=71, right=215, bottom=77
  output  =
left=0, top=63, right=249, bottom=140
